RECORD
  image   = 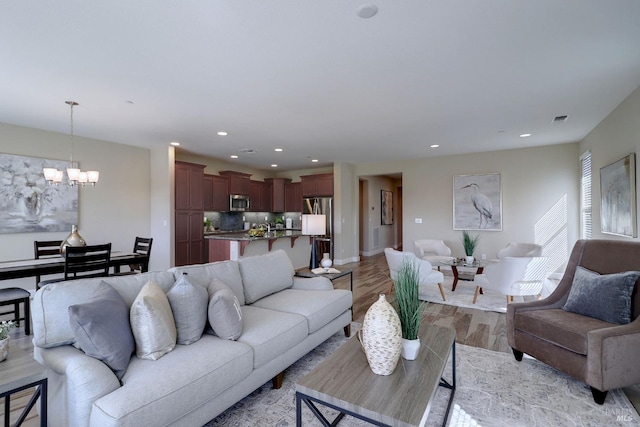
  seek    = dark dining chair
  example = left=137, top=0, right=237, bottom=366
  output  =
left=114, top=237, right=153, bottom=275
left=64, top=243, right=112, bottom=280
left=0, top=288, right=31, bottom=335
left=34, top=240, right=63, bottom=289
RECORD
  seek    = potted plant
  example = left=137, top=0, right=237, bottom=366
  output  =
left=462, top=230, right=479, bottom=264
left=394, top=258, right=426, bottom=360
left=0, top=320, right=15, bottom=362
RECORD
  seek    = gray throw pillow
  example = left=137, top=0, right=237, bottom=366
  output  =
left=562, top=266, right=640, bottom=324
left=68, top=281, right=134, bottom=380
left=167, top=273, right=208, bottom=345
left=207, top=278, right=243, bottom=340
left=130, top=280, right=177, bottom=360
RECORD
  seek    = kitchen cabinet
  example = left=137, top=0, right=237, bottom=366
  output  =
left=204, top=174, right=229, bottom=211
left=249, top=180, right=267, bottom=212
left=301, top=173, right=333, bottom=197
left=175, top=161, right=206, bottom=266
left=219, top=171, right=251, bottom=196
left=265, top=178, right=290, bottom=212
left=285, top=182, right=302, bottom=212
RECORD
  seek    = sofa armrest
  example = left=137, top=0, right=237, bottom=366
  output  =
left=587, top=317, right=640, bottom=390
left=291, top=276, right=334, bottom=291
left=36, top=345, right=122, bottom=426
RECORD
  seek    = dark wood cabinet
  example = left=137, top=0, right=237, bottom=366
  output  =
left=301, top=173, right=333, bottom=197
left=220, top=171, right=251, bottom=195
left=249, top=180, right=264, bottom=211
left=285, top=181, right=302, bottom=212
left=175, top=161, right=205, bottom=266
left=265, top=178, right=290, bottom=212
left=204, top=174, right=229, bottom=211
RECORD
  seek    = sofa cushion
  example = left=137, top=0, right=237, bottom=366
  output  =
left=166, top=273, right=208, bottom=345
left=169, top=260, right=246, bottom=305
left=252, top=289, right=352, bottom=334
left=562, top=266, right=640, bottom=324
left=207, top=278, right=243, bottom=340
left=91, top=335, right=253, bottom=426
left=239, top=249, right=295, bottom=304
left=130, top=281, right=177, bottom=360
left=68, top=281, right=134, bottom=380
left=33, top=271, right=175, bottom=349
left=238, top=305, right=307, bottom=369
left=514, top=308, right=614, bottom=355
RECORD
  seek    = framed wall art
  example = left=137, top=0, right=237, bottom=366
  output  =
left=381, top=190, right=393, bottom=225
left=0, top=153, right=78, bottom=234
left=600, top=153, right=636, bottom=238
left=453, top=173, right=502, bottom=231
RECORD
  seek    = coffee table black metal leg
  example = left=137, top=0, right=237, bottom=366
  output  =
left=438, top=341, right=456, bottom=427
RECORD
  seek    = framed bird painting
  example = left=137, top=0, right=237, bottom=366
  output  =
left=453, top=173, right=502, bottom=231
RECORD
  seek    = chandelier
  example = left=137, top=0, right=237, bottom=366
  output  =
left=43, top=101, right=99, bottom=186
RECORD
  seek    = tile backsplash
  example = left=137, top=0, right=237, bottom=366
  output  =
left=204, top=211, right=302, bottom=231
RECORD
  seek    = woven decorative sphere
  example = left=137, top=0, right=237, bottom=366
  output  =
left=359, top=294, right=402, bottom=375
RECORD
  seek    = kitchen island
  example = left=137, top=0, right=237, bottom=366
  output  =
left=205, top=230, right=312, bottom=269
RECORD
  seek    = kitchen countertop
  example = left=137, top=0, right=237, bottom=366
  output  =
left=205, top=230, right=304, bottom=241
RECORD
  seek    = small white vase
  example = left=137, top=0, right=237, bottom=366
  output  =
left=0, top=337, right=9, bottom=362
left=321, top=253, right=333, bottom=269
left=401, top=337, right=420, bottom=360
left=465, top=255, right=475, bottom=265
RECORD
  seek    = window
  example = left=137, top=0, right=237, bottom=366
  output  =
left=580, top=151, right=592, bottom=239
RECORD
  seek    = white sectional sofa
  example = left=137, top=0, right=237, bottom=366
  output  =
left=31, top=249, right=352, bottom=427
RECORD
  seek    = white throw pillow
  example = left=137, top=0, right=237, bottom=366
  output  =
left=167, top=273, right=208, bottom=345
left=130, top=280, right=177, bottom=360
left=207, top=278, right=243, bottom=340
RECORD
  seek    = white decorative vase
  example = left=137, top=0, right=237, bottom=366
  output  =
left=465, top=255, right=474, bottom=265
left=321, top=253, right=333, bottom=269
left=0, top=337, right=9, bottom=362
left=358, top=294, right=402, bottom=375
left=401, top=337, right=421, bottom=360
left=60, top=224, right=87, bottom=255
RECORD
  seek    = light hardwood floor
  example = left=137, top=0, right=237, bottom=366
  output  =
left=2, top=252, right=637, bottom=423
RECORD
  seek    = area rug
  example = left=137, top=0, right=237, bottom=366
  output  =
left=206, top=329, right=638, bottom=426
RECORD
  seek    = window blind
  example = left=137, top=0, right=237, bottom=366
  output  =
left=580, top=151, right=592, bottom=239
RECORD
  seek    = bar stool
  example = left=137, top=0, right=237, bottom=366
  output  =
left=0, top=288, right=31, bottom=335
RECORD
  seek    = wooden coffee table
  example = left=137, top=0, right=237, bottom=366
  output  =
left=295, top=324, right=456, bottom=426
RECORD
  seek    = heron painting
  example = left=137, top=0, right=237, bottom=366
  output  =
left=453, top=173, right=502, bottom=231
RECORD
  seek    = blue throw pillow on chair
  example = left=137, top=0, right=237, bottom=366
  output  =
left=562, top=266, right=640, bottom=324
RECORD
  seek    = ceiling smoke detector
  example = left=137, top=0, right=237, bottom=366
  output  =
left=357, top=4, right=378, bottom=19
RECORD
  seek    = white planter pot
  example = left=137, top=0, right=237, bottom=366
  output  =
left=0, top=337, right=9, bottom=362
left=401, top=337, right=421, bottom=360
left=465, top=255, right=475, bottom=265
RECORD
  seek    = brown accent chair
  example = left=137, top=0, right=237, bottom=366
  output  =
left=507, top=239, right=640, bottom=404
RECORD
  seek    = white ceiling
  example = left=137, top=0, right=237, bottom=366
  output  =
left=1, top=1, right=640, bottom=171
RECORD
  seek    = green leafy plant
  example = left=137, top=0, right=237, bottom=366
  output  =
left=0, top=320, right=15, bottom=340
left=394, top=259, right=426, bottom=340
left=462, top=230, right=479, bottom=257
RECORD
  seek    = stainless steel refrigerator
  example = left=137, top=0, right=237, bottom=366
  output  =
left=303, top=197, right=333, bottom=262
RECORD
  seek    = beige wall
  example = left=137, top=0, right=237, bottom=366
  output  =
left=0, top=123, right=151, bottom=290
left=344, top=143, right=580, bottom=273
left=580, top=84, right=640, bottom=241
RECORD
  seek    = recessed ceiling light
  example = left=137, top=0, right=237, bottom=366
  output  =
left=170, top=141, right=180, bottom=146
left=230, top=155, right=238, bottom=159
left=271, top=164, right=278, bottom=168
left=274, top=148, right=283, bottom=152
left=430, top=144, right=439, bottom=148
left=217, top=131, right=228, bottom=136
left=357, top=4, right=378, bottom=18
left=520, top=133, right=532, bottom=138
left=311, top=159, right=319, bottom=163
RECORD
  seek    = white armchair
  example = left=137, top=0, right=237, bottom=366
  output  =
left=413, top=239, right=455, bottom=266
left=472, top=256, right=549, bottom=304
left=384, top=248, right=446, bottom=301
left=496, top=242, right=542, bottom=259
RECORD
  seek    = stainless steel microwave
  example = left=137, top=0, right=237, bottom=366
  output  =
left=229, top=194, right=250, bottom=211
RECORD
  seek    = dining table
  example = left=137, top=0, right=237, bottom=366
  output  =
left=0, top=251, right=147, bottom=281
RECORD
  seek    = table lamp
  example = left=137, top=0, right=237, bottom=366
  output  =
left=302, top=214, right=326, bottom=269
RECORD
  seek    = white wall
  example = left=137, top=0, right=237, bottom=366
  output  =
left=347, top=143, right=579, bottom=273
left=0, top=123, right=151, bottom=290
left=580, top=84, right=640, bottom=241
